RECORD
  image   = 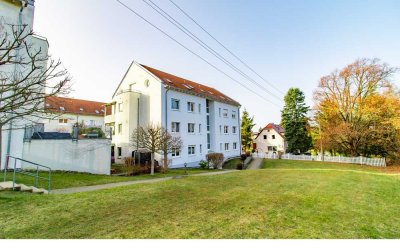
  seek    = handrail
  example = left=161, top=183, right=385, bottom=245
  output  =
left=3, top=155, right=52, bottom=192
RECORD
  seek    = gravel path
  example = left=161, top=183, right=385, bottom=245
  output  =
left=247, top=158, right=263, bottom=170
left=51, top=170, right=237, bottom=195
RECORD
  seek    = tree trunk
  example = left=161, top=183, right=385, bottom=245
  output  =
left=0, top=124, right=2, bottom=171
left=163, top=153, right=168, bottom=171
left=150, top=152, right=155, bottom=175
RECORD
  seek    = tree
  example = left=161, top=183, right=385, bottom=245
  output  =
left=0, top=23, right=71, bottom=167
left=130, top=123, right=182, bottom=175
left=281, top=88, right=312, bottom=153
left=241, top=109, right=255, bottom=153
left=313, top=58, right=400, bottom=163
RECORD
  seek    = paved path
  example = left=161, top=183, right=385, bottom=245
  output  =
left=247, top=158, right=263, bottom=170
left=51, top=170, right=237, bottom=195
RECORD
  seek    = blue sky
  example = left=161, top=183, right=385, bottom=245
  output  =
left=34, top=0, right=400, bottom=129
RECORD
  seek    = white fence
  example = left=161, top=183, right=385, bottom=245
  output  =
left=253, top=153, right=386, bottom=167
left=22, top=139, right=112, bottom=175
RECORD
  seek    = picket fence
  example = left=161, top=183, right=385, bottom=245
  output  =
left=252, top=153, right=386, bottom=167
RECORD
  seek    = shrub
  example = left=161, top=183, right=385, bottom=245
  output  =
left=199, top=160, right=208, bottom=169
left=123, top=157, right=134, bottom=167
left=236, top=163, right=243, bottom=170
left=206, top=153, right=224, bottom=169
left=240, top=154, right=247, bottom=161
left=245, top=151, right=251, bottom=157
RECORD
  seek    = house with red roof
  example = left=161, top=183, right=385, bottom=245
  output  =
left=105, top=61, right=241, bottom=167
left=253, top=123, right=287, bottom=155
left=43, top=96, right=106, bottom=134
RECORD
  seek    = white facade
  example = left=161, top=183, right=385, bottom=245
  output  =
left=253, top=124, right=286, bottom=155
left=1, top=0, right=49, bottom=169
left=43, top=113, right=104, bottom=133
left=105, top=62, right=241, bottom=168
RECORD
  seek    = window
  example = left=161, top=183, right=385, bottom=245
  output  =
left=233, top=142, right=237, bottom=150
left=171, top=122, right=180, bottom=133
left=188, top=145, right=195, bottom=155
left=89, top=120, right=96, bottom=126
left=171, top=148, right=180, bottom=157
left=171, top=99, right=180, bottom=110
left=220, top=143, right=222, bottom=151
left=118, top=124, right=122, bottom=134
left=232, top=126, right=237, bottom=134
left=223, top=109, right=228, bottom=118
left=272, top=135, right=276, bottom=139
left=187, top=101, right=195, bottom=112
left=218, top=108, right=221, bottom=117
left=144, top=79, right=150, bottom=87
left=198, top=103, right=201, bottom=114
left=219, top=125, right=222, bottom=133
left=207, top=115, right=210, bottom=131
left=118, top=102, right=123, bottom=112
left=207, top=134, right=211, bottom=149
left=232, top=110, right=236, bottom=119
left=224, top=126, right=229, bottom=134
left=117, top=147, right=122, bottom=158
left=199, top=124, right=202, bottom=133
left=268, top=146, right=277, bottom=152
left=206, top=100, right=210, bottom=113
left=59, top=119, right=68, bottom=124
left=200, top=144, right=202, bottom=154
left=263, top=135, right=267, bottom=140
left=224, top=143, right=229, bottom=151
left=129, top=83, right=135, bottom=91
left=188, top=123, right=195, bottom=133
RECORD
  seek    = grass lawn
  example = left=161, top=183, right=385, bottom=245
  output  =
left=1, top=167, right=219, bottom=190
left=222, top=158, right=242, bottom=169
left=1, top=159, right=400, bottom=238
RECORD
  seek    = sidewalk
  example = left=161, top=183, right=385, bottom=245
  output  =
left=51, top=170, right=237, bottom=195
left=247, top=158, right=263, bottom=170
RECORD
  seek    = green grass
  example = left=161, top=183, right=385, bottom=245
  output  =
left=1, top=167, right=218, bottom=190
left=1, top=159, right=400, bottom=238
left=223, top=158, right=242, bottom=169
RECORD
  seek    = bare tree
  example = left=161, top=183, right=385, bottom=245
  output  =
left=130, top=123, right=182, bottom=175
left=0, top=23, right=71, bottom=167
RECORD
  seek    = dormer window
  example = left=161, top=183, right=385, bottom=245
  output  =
left=60, top=106, right=65, bottom=111
left=183, top=84, right=194, bottom=90
left=80, top=108, right=84, bottom=112
left=95, top=110, right=100, bottom=114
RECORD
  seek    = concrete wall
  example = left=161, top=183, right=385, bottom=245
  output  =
left=22, top=139, right=111, bottom=175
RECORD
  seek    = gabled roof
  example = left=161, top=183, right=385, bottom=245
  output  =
left=140, top=64, right=240, bottom=107
left=45, top=96, right=106, bottom=116
left=255, top=123, right=285, bottom=139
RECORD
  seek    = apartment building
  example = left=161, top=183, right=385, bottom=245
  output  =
left=105, top=61, right=241, bottom=167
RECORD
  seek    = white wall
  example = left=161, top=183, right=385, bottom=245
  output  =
left=211, top=101, right=241, bottom=159
left=254, top=128, right=285, bottom=154
left=22, top=139, right=111, bottom=175
left=0, top=1, right=49, bottom=170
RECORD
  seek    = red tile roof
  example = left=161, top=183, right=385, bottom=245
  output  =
left=45, top=96, right=106, bottom=116
left=255, top=123, right=285, bottom=139
left=141, top=64, right=240, bottom=106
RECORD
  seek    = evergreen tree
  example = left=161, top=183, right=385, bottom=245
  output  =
left=241, top=109, right=256, bottom=153
left=281, top=88, right=312, bottom=153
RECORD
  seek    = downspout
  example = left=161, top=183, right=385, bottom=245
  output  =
left=238, top=106, right=241, bottom=155
left=163, top=85, right=170, bottom=168
left=6, top=4, right=25, bottom=164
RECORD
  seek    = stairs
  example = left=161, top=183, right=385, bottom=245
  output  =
left=0, top=181, right=49, bottom=194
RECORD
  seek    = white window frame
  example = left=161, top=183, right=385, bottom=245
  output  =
left=171, top=148, right=180, bottom=157
left=224, top=125, right=229, bottom=134
left=171, top=122, right=180, bottom=133
left=188, top=123, right=195, bottom=133
left=224, top=143, right=229, bottom=151
left=232, top=110, right=236, bottom=119
left=232, top=126, right=237, bottom=134
left=171, top=98, right=180, bottom=110
left=188, top=145, right=196, bottom=155
left=187, top=101, right=195, bottom=112
left=223, top=109, right=228, bottom=118
left=233, top=142, right=237, bottom=150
